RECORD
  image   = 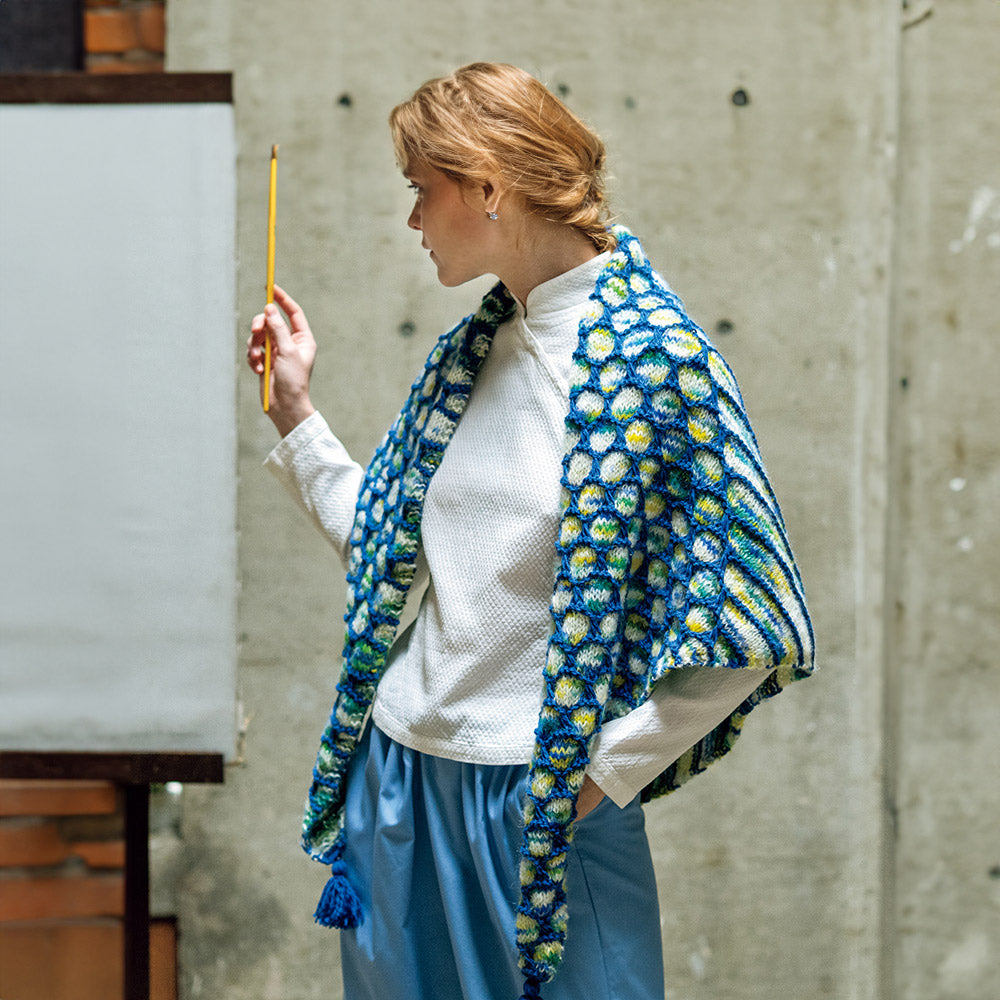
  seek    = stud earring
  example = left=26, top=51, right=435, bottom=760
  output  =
left=487, top=211, right=499, bottom=221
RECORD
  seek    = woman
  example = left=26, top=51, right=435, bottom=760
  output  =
left=248, top=63, right=814, bottom=1000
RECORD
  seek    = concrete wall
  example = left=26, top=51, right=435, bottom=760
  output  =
left=164, top=1, right=999, bottom=997
left=889, top=5, right=1000, bottom=996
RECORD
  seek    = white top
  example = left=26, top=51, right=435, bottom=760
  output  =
left=267, top=256, right=771, bottom=807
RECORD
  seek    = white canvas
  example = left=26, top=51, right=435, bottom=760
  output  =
left=0, top=101, right=237, bottom=756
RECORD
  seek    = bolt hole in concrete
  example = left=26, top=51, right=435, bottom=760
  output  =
left=731, top=88, right=750, bottom=106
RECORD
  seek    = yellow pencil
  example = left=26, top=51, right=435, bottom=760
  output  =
left=264, top=144, right=278, bottom=412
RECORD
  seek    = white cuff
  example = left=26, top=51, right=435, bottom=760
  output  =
left=587, top=666, right=775, bottom=808
left=264, top=411, right=364, bottom=564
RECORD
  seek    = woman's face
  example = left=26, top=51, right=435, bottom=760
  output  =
left=405, top=164, right=495, bottom=287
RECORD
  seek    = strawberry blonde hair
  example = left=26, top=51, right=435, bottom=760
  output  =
left=389, top=62, right=616, bottom=252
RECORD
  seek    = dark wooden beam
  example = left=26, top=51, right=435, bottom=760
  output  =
left=0, top=750, right=225, bottom=784
left=0, top=71, right=232, bottom=104
left=123, top=782, right=151, bottom=1000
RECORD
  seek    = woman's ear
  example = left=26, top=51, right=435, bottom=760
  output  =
left=481, top=176, right=504, bottom=218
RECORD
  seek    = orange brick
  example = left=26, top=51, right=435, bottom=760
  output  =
left=71, top=839, right=126, bottom=869
left=0, top=822, right=124, bottom=868
left=137, top=4, right=166, bottom=53
left=0, top=781, right=117, bottom=818
left=0, top=920, right=122, bottom=1000
left=0, top=874, right=124, bottom=921
left=84, top=8, right=140, bottom=53
left=151, top=919, right=177, bottom=1000
left=0, top=919, right=176, bottom=1000
left=86, top=55, right=165, bottom=74
left=0, top=822, right=69, bottom=867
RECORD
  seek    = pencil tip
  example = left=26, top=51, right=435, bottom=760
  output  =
left=271, top=144, right=279, bottom=157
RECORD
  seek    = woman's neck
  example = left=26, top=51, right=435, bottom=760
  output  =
left=496, top=216, right=600, bottom=307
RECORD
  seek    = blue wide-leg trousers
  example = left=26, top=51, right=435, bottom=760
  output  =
left=338, top=724, right=664, bottom=1000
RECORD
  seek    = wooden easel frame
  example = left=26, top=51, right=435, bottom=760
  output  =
left=0, top=71, right=234, bottom=997
left=0, top=751, right=224, bottom=1000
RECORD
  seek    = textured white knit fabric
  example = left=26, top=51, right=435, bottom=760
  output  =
left=372, top=256, right=606, bottom=765
left=267, top=256, right=771, bottom=807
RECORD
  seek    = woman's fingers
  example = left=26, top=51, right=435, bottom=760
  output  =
left=273, top=287, right=316, bottom=356
left=246, top=288, right=316, bottom=378
left=247, top=313, right=267, bottom=372
left=246, top=287, right=317, bottom=433
left=265, top=302, right=302, bottom=357
left=272, top=284, right=307, bottom=332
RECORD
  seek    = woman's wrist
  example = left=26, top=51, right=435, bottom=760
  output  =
left=270, top=399, right=316, bottom=438
left=575, top=774, right=606, bottom=820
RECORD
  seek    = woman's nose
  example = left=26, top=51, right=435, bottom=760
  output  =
left=407, top=204, right=421, bottom=231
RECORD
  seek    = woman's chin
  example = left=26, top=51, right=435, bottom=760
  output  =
left=434, top=265, right=463, bottom=288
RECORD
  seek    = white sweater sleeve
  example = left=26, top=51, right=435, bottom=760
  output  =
left=263, top=411, right=364, bottom=567
left=586, top=666, right=776, bottom=808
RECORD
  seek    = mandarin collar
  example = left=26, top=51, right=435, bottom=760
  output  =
left=515, top=252, right=611, bottom=323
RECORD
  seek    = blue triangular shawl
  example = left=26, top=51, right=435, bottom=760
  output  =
left=301, top=227, right=814, bottom=999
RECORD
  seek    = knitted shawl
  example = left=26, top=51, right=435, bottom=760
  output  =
left=302, top=227, right=814, bottom=1000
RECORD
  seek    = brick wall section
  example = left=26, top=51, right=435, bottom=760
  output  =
left=83, top=0, right=165, bottom=74
left=0, top=779, right=175, bottom=1000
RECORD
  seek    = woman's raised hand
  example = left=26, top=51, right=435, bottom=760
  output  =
left=248, top=284, right=318, bottom=436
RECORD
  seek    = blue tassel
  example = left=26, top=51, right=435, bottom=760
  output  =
left=313, top=860, right=362, bottom=928
left=519, top=975, right=543, bottom=1000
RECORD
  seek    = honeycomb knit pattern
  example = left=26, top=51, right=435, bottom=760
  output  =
left=302, top=227, right=814, bottom=1000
